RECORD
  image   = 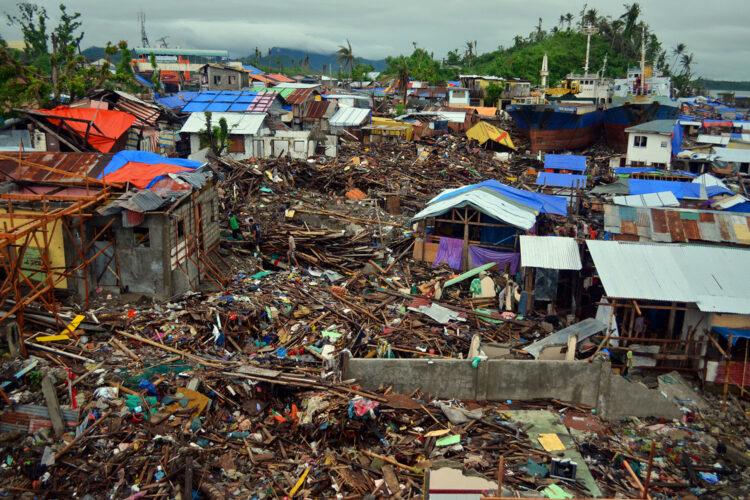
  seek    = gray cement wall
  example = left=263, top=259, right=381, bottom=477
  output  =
left=344, top=358, right=682, bottom=421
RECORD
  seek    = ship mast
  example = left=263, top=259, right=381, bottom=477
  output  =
left=581, top=24, right=599, bottom=77
left=639, top=26, right=646, bottom=95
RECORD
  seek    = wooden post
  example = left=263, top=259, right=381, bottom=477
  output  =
left=41, top=375, right=65, bottom=436
left=5, top=321, right=21, bottom=359
left=722, top=335, right=733, bottom=412
left=742, top=340, right=748, bottom=398
left=462, top=207, right=470, bottom=270
left=496, top=456, right=504, bottom=494
left=642, top=441, right=655, bottom=499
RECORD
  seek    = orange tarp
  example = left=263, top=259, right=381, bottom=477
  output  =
left=101, top=162, right=194, bottom=189
left=40, top=106, right=136, bottom=152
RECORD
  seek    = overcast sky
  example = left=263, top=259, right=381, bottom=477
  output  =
left=3, top=0, right=749, bottom=80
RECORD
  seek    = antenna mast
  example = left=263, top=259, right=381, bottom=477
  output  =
left=138, top=11, right=149, bottom=48
left=581, top=23, right=598, bottom=76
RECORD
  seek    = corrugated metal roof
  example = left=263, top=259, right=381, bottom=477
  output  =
left=266, top=73, right=295, bottom=83
left=520, top=235, right=582, bottom=270
left=711, top=147, right=750, bottom=163
left=696, top=134, right=730, bottom=145
left=536, top=172, right=587, bottom=188
left=180, top=112, right=266, bottom=135
left=304, top=100, right=335, bottom=120
left=604, top=204, right=750, bottom=245
left=272, top=82, right=321, bottom=89
left=0, top=152, right=111, bottom=182
left=544, top=154, right=587, bottom=172
left=612, top=191, right=679, bottom=207
left=411, top=187, right=537, bottom=230
left=285, top=88, right=316, bottom=105
left=586, top=240, right=750, bottom=313
left=625, top=119, right=676, bottom=135
left=329, top=107, right=371, bottom=127
left=524, top=318, right=606, bottom=358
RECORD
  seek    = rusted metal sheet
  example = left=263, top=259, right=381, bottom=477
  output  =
left=682, top=219, right=701, bottom=240
left=285, top=88, right=315, bottom=105
left=620, top=220, right=637, bottom=235
left=699, top=211, right=715, bottom=223
left=0, top=152, right=112, bottom=183
left=717, top=215, right=733, bottom=242
left=665, top=210, right=686, bottom=242
left=304, top=100, right=333, bottom=120
left=650, top=208, right=668, bottom=234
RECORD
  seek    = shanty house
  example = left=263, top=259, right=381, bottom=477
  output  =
left=180, top=112, right=270, bottom=161
left=328, top=107, right=372, bottom=136
left=198, top=64, right=250, bottom=91
left=410, top=180, right=567, bottom=270
left=284, top=88, right=321, bottom=130
left=0, top=151, right=224, bottom=303
left=625, top=119, right=679, bottom=168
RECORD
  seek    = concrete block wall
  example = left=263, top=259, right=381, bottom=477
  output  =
left=344, top=358, right=682, bottom=421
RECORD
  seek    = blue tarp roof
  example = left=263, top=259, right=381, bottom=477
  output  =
left=615, top=167, right=659, bottom=175
left=100, top=151, right=202, bottom=189
left=713, top=326, right=750, bottom=345
left=433, top=180, right=567, bottom=216
left=543, top=154, right=587, bottom=172
left=629, top=179, right=702, bottom=199
left=135, top=74, right=154, bottom=88
left=180, top=90, right=275, bottom=113
left=536, top=172, right=587, bottom=188
left=154, top=91, right=199, bottom=110
left=242, top=64, right=263, bottom=74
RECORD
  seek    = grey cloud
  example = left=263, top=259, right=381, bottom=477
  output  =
left=2, top=0, right=749, bottom=79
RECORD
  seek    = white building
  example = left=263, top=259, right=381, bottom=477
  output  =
left=447, top=87, right=470, bottom=107
left=625, top=119, right=676, bottom=168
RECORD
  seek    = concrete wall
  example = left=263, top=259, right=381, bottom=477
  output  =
left=345, top=358, right=682, bottom=420
left=201, top=66, right=248, bottom=91
left=626, top=132, right=671, bottom=166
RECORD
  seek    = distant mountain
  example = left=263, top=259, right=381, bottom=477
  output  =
left=244, top=47, right=387, bottom=73
left=699, top=79, right=750, bottom=91
left=81, top=46, right=122, bottom=64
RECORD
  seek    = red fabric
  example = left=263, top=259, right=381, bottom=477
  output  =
left=101, top=162, right=193, bottom=189
left=39, top=106, right=136, bottom=152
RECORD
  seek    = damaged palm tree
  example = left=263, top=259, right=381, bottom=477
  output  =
left=198, top=111, right=229, bottom=160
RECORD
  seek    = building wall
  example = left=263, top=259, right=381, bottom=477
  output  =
left=448, top=89, right=470, bottom=106
left=626, top=132, right=671, bottom=166
left=84, top=184, right=219, bottom=298
left=202, top=67, right=248, bottom=91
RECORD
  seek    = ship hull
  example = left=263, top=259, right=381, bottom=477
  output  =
left=508, top=105, right=604, bottom=153
left=603, top=100, right=679, bottom=152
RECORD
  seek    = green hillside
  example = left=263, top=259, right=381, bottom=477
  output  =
left=472, top=31, right=636, bottom=84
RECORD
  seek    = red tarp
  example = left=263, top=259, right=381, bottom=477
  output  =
left=39, top=106, right=136, bottom=152
left=101, top=162, right=196, bottom=189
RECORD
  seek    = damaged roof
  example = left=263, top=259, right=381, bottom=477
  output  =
left=304, top=100, right=336, bottom=121
left=603, top=204, right=750, bottom=245
left=520, top=235, right=582, bottom=270
left=285, top=88, right=317, bottom=105
left=0, top=152, right=111, bottom=183
left=181, top=91, right=278, bottom=113
left=586, top=240, right=750, bottom=314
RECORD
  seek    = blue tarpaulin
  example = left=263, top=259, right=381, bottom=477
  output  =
left=629, top=179, right=703, bottom=199
left=543, top=154, right=587, bottom=172
left=713, top=326, right=750, bottom=345
left=433, top=180, right=568, bottom=216
left=536, top=172, right=587, bottom=188
left=671, top=120, right=683, bottom=155
left=99, top=151, right=201, bottom=189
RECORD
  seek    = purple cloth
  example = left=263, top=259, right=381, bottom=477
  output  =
left=469, top=246, right=520, bottom=274
left=432, top=237, right=463, bottom=270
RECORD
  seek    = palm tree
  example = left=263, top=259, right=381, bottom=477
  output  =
left=565, top=13, right=574, bottom=30
left=585, top=8, right=598, bottom=26
left=620, top=3, right=641, bottom=35
left=680, top=52, right=693, bottom=76
left=335, top=39, right=355, bottom=80
left=671, top=43, right=686, bottom=72
left=393, top=56, right=410, bottom=105
left=464, top=40, right=474, bottom=66
left=558, top=14, right=565, bottom=30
